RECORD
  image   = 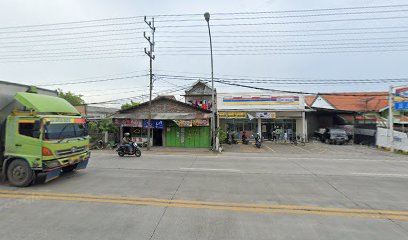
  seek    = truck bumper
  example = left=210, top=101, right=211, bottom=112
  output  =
left=43, top=152, right=90, bottom=182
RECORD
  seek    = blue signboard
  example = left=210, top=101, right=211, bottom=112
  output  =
left=394, top=87, right=408, bottom=110
left=143, top=120, right=164, bottom=129
left=395, top=102, right=408, bottom=111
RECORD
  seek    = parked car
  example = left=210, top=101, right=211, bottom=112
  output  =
left=322, top=128, right=348, bottom=145
left=314, top=128, right=326, bottom=142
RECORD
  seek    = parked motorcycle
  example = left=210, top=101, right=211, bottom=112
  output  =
left=116, top=142, right=141, bottom=157
left=227, top=132, right=237, bottom=145
left=255, top=133, right=262, bottom=148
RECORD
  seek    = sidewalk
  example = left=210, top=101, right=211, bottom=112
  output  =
left=91, top=147, right=215, bottom=156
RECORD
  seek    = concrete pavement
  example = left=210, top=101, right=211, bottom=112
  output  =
left=0, top=144, right=408, bottom=239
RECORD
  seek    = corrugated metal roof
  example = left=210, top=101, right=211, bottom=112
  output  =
left=113, top=112, right=211, bottom=120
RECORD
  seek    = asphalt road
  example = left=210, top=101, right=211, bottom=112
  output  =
left=1, top=143, right=408, bottom=240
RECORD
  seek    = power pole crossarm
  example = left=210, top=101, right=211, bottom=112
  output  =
left=144, top=17, right=155, bottom=151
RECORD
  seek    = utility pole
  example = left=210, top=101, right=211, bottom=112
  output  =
left=144, top=16, right=155, bottom=151
left=204, top=12, right=217, bottom=151
left=388, top=86, right=394, bottom=152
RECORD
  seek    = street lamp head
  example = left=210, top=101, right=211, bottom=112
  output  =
left=204, top=12, right=210, bottom=22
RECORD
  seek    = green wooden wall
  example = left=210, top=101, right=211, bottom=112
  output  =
left=165, top=122, right=210, bottom=148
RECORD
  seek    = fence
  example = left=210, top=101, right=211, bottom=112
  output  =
left=376, top=127, right=408, bottom=152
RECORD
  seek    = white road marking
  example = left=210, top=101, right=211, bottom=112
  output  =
left=180, top=168, right=241, bottom=172
left=351, top=173, right=408, bottom=178
left=263, top=144, right=275, bottom=152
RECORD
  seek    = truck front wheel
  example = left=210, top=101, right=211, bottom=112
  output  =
left=6, top=159, right=34, bottom=187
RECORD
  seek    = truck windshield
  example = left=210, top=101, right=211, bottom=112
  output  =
left=44, top=123, right=88, bottom=140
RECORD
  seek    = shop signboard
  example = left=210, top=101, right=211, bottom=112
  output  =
left=256, top=112, right=276, bottom=119
left=394, top=87, right=408, bottom=111
left=174, top=120, right=193, bottom=127
left=223, top=96, right=299, bottom=105
left=143, top=120, right=164, bottom=129
left=192, top=119, right=209, bottom=126
left=113, top=118, right=142, bottom=127
left=219, top=111, right=247, bottom=119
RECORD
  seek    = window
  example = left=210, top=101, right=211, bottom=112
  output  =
left=44, top=123, right=88, bottom=140
left=19, top=123, right=36, bottom=138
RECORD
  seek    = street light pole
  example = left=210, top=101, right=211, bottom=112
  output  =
left=204, top=12, right=216, bottom=151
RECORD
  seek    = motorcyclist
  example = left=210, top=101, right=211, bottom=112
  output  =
left=242, top=131, right=248, bottom=144
left=122, top=133, right=133, bottom=153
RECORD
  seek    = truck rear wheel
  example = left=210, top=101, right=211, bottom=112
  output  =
left=6, top=159, right=34, bottom=187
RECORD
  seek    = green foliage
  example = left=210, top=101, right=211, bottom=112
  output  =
left=121, top=101, right=139, bottom=110
left=218, top=128, right=227, bottom=144
left=88, top=119, right=117, bottom=134
left=98, top=118, right=118, bottom=133
left=87, top=121, right=99, bottom=133
left=57, top=89, right=85, bottom=106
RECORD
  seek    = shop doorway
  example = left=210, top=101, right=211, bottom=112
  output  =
left=153, top=129, right=163, bottom=146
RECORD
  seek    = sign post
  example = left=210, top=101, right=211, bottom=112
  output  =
left=390, top=85, right=408, bottom=152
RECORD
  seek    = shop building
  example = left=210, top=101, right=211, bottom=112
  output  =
left=113, top=96, right=212, bottom=148
left=217, top=92, right=308, bottom=141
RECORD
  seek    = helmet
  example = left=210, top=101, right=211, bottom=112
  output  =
left=124, top=133, right=130, bottom=136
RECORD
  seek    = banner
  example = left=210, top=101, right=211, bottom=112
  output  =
left=218, top=112, right=247, bottom=119
left=192, top=119, right=209, bottom=126
left=174, top=120, right=193, bottom=127
left=394, top=87, right=408, bottom=111
left=256, top=112, right=276, bottom=119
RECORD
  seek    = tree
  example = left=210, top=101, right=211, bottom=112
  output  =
left=57, top=89, right=85, bottom=106
left=121, top=101, right=139, bottom=110
left=98, top=118, right=117, bottom=134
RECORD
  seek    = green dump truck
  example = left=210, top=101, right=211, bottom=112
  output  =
left=0, top=81, right=90, bottom=187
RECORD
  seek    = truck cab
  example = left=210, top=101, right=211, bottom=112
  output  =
left=1, top=90, right=90, bottom=187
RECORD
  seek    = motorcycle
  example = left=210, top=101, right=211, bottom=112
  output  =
left=255, top=133, right=262, bottom=148
left=116, top=142, right=142, bottom=157
left=227, top=132, right=237, bottom=145
left=242, top=136, right=249, bottom=145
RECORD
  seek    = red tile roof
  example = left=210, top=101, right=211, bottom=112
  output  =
left=319, top=92, right=388, bottom=112
left=304, top=95, right=317, bottom=107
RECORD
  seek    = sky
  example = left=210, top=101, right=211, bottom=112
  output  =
left=0, top=0, right=408, bottom=108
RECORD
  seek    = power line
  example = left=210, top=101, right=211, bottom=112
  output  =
left=156, top=15, right=408, bottom=28
left=157, top=25, right=408, bottom=34
left=0, top=31, right=143, bottom=44
left=0, top=54, right=144, bottom=63
left=155, top=74, right=408, bottom=84
left=155, top=48, right=408, bottom=55
left=155, top=40, right=408, bottom=49
left=0, top=26, right=146, bottom=40
left=0, top=36, right=144, bottom=49
left=87, top=82, right=199, bottom=105
left=0, top=42, right=145, bottom=53
left=148, top=4, right=408, bottom=17
left=153, top=9, right=408, bottom=22
left=3, top=39, right=408, bottom=55
left=0, top=3, right=406, bottom=30
left=0, top=21, right=145, bottom=35
left=156, top=29, right=408, bottom=38
left=0, top=47, right=145, bottom=58
left=36, top=74, right=148, bottom=86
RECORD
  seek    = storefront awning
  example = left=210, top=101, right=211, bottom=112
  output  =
left=113, top=112, right=211, bottom=120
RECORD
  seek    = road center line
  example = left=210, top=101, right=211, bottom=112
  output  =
left=1, top=192, right=408, bottom=221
